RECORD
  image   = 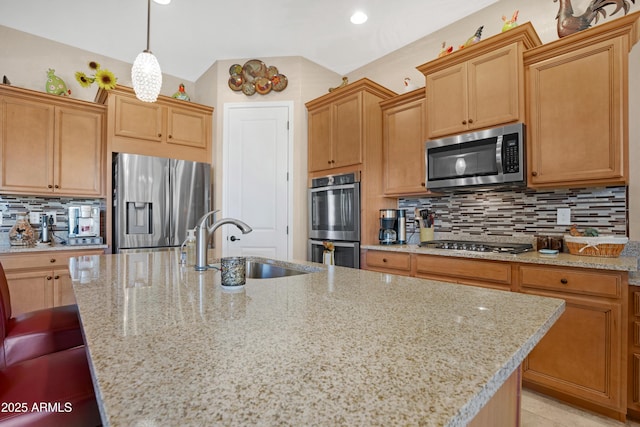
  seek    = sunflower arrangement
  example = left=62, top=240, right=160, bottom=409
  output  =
left=75, top=61, right=117, bottom=91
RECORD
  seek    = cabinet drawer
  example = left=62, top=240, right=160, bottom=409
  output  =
left=415, top=255, right=512, bottom=286
left=519, top=266, right=621, bottom=299
left=0, top=250, right=104, bottom=271
left=365, top=251, right=411, bottom=271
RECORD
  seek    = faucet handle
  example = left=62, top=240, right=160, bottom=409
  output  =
left=196, top=209, right=220, bottom=228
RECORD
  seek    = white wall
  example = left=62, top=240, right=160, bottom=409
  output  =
left=0, top=25, right=194, bottom=103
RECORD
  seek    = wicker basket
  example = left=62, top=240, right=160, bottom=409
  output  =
left=563, top=235, right=628, bottom=258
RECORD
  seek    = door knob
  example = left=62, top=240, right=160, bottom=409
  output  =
left=230, top=236, right=240, bottom=242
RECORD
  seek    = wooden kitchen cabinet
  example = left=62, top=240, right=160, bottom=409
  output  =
left=380, top=88, right=433, bottom=196
left=524, top=14, right=640, bottom=189
left=417, top=23, right=541, bottom=139
left=628, top=286, right=640, bottom=419
left=96, top=85, right=213, bottom=163
left=306, top=78, right=395, bottom=173
left=518, top=264, right=627, bottom=421
left=307, top=90, right=362, bottom=172
left=363, top=247, right=631, bottom=420
left=307, top=78, right=397, bottom=247
left=0, top=85, right=105, bottom=197
left=0, top=249, right=104, bottom=316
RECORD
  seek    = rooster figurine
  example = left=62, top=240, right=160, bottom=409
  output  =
left=438, top=41, right=453, bottom=58
left=555, top=0, right=636, bottom=38
left=502, top=10, right=520, bottom=32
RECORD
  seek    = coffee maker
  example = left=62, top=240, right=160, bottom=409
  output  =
left=379, top=209, right=397, bottom=244
left=68, top=205, right=103, bottom=245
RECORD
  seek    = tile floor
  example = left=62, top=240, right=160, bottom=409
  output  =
left=521, top=389, right=640, bottom=427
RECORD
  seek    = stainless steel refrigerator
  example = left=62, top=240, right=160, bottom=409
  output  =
left=113, top=153, right=211, bottom=253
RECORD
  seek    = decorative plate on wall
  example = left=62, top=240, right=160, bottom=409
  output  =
left=255, top=77, right=272, bottom=95
left=228, top=59, right=288, bottom=96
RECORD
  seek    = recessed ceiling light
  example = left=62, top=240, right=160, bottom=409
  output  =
left=153, top=0, right=171, bottom=4
left=350, top=11, right=368, bottom=25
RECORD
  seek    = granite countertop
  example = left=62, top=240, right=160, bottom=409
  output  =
left=72, top=250, right=564, bottom=427
left=0, top=243, right=108, bottom=254
left=362, top=244, right=639, bottom=272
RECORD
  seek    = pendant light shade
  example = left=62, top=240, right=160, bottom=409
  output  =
left=132, top=0, right=162, bottom=102
left=132, top=51, right=162, bottom=102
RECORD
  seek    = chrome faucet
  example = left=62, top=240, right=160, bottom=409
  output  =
left=194, top=210, right=252, bottom=271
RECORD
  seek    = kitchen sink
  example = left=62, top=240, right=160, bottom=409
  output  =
left=245, top=260, right=311, bottom=279
left=208, top=258, right=321, bottom=279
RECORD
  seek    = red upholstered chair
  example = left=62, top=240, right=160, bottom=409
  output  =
left=0, top=345, right=102, bottom=427
left=0, top=262, right=84, bottom=368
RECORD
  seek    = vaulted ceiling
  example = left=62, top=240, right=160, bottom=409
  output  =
left=0, top=0, right=498, bottom=81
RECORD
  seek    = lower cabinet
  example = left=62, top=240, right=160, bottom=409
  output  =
left=0, top=249, right=104, bottom=316
left=362, top=249, right=630, bottom=420
left=518, top=265, right=627, bottom=421
left=628, top=286, right=640, bottom=419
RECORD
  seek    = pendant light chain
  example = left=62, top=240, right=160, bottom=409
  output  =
left=146, top=0, right=151, bottom=53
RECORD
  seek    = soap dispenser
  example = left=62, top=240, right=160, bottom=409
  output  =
left=185, top=229, right=196, bottom=266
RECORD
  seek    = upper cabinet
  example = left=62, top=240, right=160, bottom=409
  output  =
left=380, top=88, right=433, bottom=196
left=524, top=12, right=640, bottom=189
left=96, top=85, right=213, bottom=163
left=0, top=86, right=105, bottom=197
left=306, top=79, right=396, bottom=173
left=417, top=23, right=541, bottom=139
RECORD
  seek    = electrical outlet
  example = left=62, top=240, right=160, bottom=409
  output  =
left=45, top=211, right=57, bottom=225
left=557, top=208, right=571, bottom=225
left=29, top=212, right=40, bottom=224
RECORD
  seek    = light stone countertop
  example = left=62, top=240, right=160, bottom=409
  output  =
left=362, top=244, right=639, bottom=272
left=72, top=250, right=564, bottom=427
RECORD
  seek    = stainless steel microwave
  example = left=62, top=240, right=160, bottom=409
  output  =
left=425, top=123, right=525, bottom=190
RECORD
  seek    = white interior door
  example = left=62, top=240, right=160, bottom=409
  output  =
left=223, top=102, right=291, bottom=259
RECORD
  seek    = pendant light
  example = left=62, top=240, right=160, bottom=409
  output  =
left=131, top=0, right=163, bottom=102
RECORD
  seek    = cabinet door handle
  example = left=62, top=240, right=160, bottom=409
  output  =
left=48, top=184, right=53, bottom=189
left=328, top=160, right=332, bottom=165
left=50, top=258, right=56, bottom=263
left=331, top=160, right=335, bottom=164
left=531, top=171, right=538, bottom=177
left=382, top=258, right=388, bottom=263
left=560, top=278, right=568, bottom=285
left=54, top=184, right=59, bottom=189
left=421, top=182, right=425, bottom=187
left=46, top=276, right=52, bottom=280
left=468, top=118, right=474, bottom=124
left=54, top=275, right=59, bottom=280
left=168, top=135, right=173, bottom=139
left=158, top=133, right=162, bottom=137
left=462, top=120, right=467, bottom=125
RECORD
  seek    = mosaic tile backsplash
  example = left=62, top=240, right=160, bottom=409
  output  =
left=0, top=195, right=105, bottom=245
left=399, top=186, right=627, bottom=241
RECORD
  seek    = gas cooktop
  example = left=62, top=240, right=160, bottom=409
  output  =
left=419, top=240, right=533, bottom=254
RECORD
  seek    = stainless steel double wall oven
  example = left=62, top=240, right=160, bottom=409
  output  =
left=308, top=172, right=360, bottom=268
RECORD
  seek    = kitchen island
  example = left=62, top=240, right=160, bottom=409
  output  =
left=72, top=250, right=564, bottom=426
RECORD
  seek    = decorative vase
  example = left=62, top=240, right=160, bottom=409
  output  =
left=9, top=213, right=35, bottom=246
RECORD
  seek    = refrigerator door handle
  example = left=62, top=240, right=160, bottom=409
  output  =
left=166, top=160, right=172, bottom=246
